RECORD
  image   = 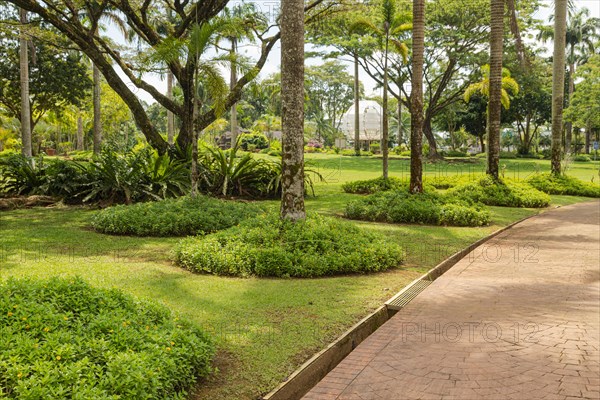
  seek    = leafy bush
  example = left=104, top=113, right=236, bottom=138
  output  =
left=0, top=154, right=47, bottom=196
left=448, top=176, right=550, bottom=208
left=0, top=277, right=214, bottom=399
left=424, top=175, right=477, bottom=189
left=239, top=133, right=268, bottom=151
left=92, top=195, right=263, bottom=236
left=342, top=176, right=407, bottom=194
left=444, top=150, right=468, bottom=157
left=573, top=154, right=591, bottom=162
left=345, top=190, right=490, bottom=227
left=267, top=149, right=282, bottom=157
left=499, top=151, right=517, bottom=159
left=526, top=173, right=600, bottom=198
left=174, top=213, right=403, bottom=278
left=340, top=149, right=372, bottom=156
left=369, top=143, right=381, bottom=153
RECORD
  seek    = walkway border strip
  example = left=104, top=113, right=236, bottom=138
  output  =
left=262, top=212, right=540, bottom=400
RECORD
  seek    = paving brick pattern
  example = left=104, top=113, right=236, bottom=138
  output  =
left=304, top=201, right=600, bottom=400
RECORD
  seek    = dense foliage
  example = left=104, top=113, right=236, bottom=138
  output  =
left=92, top=196, right=263, bottom=236
left=527, top=173, right=600, bottom=198
left=174, top=213, right=403, bottom=278
left=342, top=176, right=407, bottom=194
left=448, top=176, right=551, bottom=207
left=345, top=190, right=491, bottom=226
left=0, top=277, right=214, bottom=399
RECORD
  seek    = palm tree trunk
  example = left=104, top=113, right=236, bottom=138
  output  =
left=230, top=39, right=238, bottom=148
left=167, top=71, right=175, bottom=145
left=585, top=127, right=590, bottom=154
left=565, top=61, right=574, bottom=154
left=397, top=97, right=402, bottom=146
left=92, top=62, right=102, bottom=154
left=76, top=112, right=84, bottom=150
left=410, top=0, right=425, bottom=193
left=382, top=34, right=390, bottom=180
left=19, top=8, right=32, bottom=158
left=487, top=0, right=504, bottom=180
left=280, top=0, right=306, bottom=221
left=551, top=0, right=567, bottom=175
left=191, top=96, right=199, bottom=197
left=354, top=54, right=361, bottom=156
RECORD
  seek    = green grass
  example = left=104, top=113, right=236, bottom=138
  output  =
left=1, top=154, right=597, bottom=399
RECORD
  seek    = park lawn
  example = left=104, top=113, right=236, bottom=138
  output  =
left=0, top=154, right=597, bottom=399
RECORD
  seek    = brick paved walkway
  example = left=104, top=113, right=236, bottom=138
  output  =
left=304, top=201, right=600, bottom=400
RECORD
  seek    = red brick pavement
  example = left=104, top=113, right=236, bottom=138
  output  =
left=303, top=201, right=600, bottom=400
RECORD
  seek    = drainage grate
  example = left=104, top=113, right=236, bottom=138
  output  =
left=385, top=280, right=432, bottom=310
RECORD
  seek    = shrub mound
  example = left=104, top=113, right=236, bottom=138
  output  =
left=573, top=155, right=591, bottom=162
left=448, top=176, right=550, bottom=208
left=345, top=190, right=491, bottom=227
left=174, top=213, right=403, bottom=278
left=92, top=195, right=262, bottom=237
left=526, top=173, right=600, bottom=198
left=342, top=176, right=407, bottom=194
left=0, top=277, right=213, bottom=399
left=424, top=175, right=478, bottom=189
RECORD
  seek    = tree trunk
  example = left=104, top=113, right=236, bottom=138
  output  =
left=507, top=0, right=527, bottom=68
left=76, top=112, right=84, bottom=150
left=397, top=97, right=402, bottom=146
left=585, top=127, right=591, bottom=154
left=423, top=116, right=440, bottom=159
left=167, top=71, right=175, bottom=145
left=479, top=135, right=486, bottom=153
left=92, top=62, right=102, bottom=154
left=565, top=62, right=574, bottom=154
left=487, top=0, right=504, bottom=180
left=280, top=0, right=306, bottom=221
left=19, top=8, right=32, bottom=158
left=230, top=38, right=238, bottom=148
left=410, top=0, right=425, bottom=193
left=551, top=0, right=567, bottom=175
left=382, top=34, right=390, bottom=180
left=191, top=96, right=199, bottom=197
left=354, top=54, right=360, bottom=156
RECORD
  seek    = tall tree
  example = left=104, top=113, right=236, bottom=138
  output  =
left=92, top=56, right=101, bottom=154
left=352, top=0, right=411, bottom=179
left=166, top=71, right=174, bottom=144
left=551, top=0, right=568, bottom=174
left=18, top=7, right=31, bottom=157
left=280, top=0, right=306, bottom=221
left=410, top=0, right=424, bottom=193
left=539, top=8, right=600, bottom=154
left=486, top=0, right=505, bottom=179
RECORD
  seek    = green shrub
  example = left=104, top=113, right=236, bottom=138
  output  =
left=342, top=176, right=407, bottom=194
left=268, top=149, right=282, bottom=157
left=499, top=151, right=517, bottom=159
left=0, top=154, right=47, bottom=196
left=239, top=133, right=268, bottom=151
left=173, top=213, right=403, bottom=278
left=0, top=277, right=214, bottom=399
left=345, top=190, right=491, bottom=227
left=448, top=176, right=550, bottom=208
left=526, top=173, right=600, bottom=198
left=573, top=154, right=591, bottom=162
left=424, top=175, right=477, bottom=189
left=444, top=150, right=468, bottom=157
left=369, top=143, right=381, bottom=153
left=92, top=195, right=263, bottom=236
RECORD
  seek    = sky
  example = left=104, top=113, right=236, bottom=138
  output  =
left=110, top=0, right=600, bottom=105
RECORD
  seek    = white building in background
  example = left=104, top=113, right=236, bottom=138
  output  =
left=340, top=100, right=383, bottom=150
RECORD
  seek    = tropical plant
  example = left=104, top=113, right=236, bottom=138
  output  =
left=464, top=66, right=520, bottom=111
left=410, top=0, right=425, bottom=192
left=351, top=0, right=411, bottom=180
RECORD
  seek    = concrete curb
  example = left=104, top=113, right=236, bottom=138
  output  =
left=262, top=212, right=539, bottom=400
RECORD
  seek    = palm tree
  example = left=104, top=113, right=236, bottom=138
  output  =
left=280, top=0, right=306, bottom=221
left=352, top=0, right=411, bottom=180
left=410, top=0, right=425, bottom=193
left=539, top=8, right=600, bottom=154
left=485, top=0, right=505, bottom=180
left=464, top=65, right=519, bottom=177
left=19, top=8, right=32, bottom=157
left=218, top=4, right=265, bottom=148
left=551, top=0, right=568, bottom=174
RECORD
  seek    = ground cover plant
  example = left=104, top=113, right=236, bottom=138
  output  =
left=448, top=176, right=551, bottom=208
left=342, top=176, right=407, bottom=194
left=526, top=173, right=600, bottom=197
left=173, top=213, right=404, bottom=278
left=345, top=189, right=491, bottom=227
left=0, top=277, right=214, bottom=399
left=92, top=195, right=263, bottom=237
